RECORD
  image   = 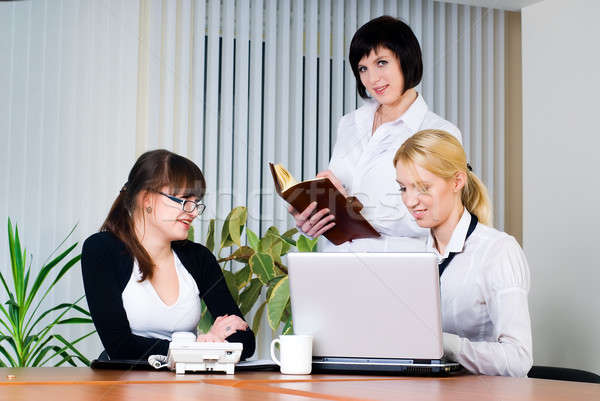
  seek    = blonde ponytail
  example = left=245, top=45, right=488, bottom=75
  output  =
left=393, top=129, right=492, bottom=225
left=463, top=169, right=492, bottom=226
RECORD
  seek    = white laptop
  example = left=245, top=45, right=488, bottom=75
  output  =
left=287, top=252, right=461, bottom=374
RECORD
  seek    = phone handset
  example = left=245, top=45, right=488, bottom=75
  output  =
left=147, top=332, right=195, bottom=369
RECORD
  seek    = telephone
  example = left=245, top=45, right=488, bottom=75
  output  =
left=148, top=332, right=243, bottom=374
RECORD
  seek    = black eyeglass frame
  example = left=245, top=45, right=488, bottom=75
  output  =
left=158, top=191, right=206, bottom=215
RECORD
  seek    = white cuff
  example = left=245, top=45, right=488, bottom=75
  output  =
left=442, top=332, right=462, bottom=362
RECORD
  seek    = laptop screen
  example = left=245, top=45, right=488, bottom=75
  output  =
left=287, top=252, right=443, bottom=360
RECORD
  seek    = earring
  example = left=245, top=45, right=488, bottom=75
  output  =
left=146, top=206, right=152, bottom=214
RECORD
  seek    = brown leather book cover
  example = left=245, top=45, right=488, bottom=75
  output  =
left=269, top=163, right=380, bottom=245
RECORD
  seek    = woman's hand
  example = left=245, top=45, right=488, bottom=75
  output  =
left=287, top=170, right=346, bottom=238
left=196, top=332, right=223, bottom=342
left=288, top=202, right=336, bottom=238
left=316, top=170, right=348, bottom=197
left=202, top=314, right=249, bottom=342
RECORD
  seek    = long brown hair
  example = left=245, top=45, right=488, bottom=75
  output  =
left=101, top=149, right=206, bottom=281
left=393, top=130, right=492, bottom=225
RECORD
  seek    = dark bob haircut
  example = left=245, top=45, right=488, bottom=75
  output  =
left=349, top=16, right=423, bottom=99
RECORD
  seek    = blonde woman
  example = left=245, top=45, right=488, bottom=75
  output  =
left=393, top=130, right=532, bottom=377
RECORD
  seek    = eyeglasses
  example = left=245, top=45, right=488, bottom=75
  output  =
left=158, top=192, right=206, bottom=215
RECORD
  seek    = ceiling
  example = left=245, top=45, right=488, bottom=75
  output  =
left=436, top=0, right=544, bottom=11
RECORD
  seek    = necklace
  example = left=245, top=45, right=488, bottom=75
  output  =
left=372, top=105, right=384, bottom=134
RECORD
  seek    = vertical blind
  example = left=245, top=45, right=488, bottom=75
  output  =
left=0, top=0, right=141, bottom=360
left=1, top=0, right=506, bottom=361
left=135, top=0, right=506, bottom=241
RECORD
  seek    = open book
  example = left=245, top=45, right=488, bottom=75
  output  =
left=269, top=163, right=380, bottom=245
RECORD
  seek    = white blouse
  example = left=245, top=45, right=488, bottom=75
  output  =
left=325, top=94, right=461, bottom=252
left=122, top=252, right=202, bottom=341
left=427, top=209, right=533, bottom=377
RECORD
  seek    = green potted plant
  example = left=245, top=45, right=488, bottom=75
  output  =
left=193, top=207, right=317, bottom=337
left=0, top=219, right=95, bottom=367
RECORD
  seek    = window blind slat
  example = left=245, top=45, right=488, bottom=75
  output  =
left=494, top=10, right=505, bottom=230
left=218, top=0, right=235, bottom=222
left=331, top=0, right=344, bottom=150
left=233, top=0, right=250, bottom=212
left=303, top=0, right=318, bottom=179
left=458, top=4, right=471, bottom=158
left=203, top=0, right=220, bottom=222
left=289, top=0, right=304, bottom=183
left=317, top=0, right=331, bottom=172
left=275, top=0, right=291, bottom=229
left=160, top=0, right=176, bottom=148
left=483, top=8, right=495, bottom=221
left=470, top=7, right=483, bottom=176
left=246, top=0, right=263, bottom=235
left=343, top=0, right=357, bottom=115
left=446, top=3, right=459, bottom=125
left=175, top=0, right=191, bottom=155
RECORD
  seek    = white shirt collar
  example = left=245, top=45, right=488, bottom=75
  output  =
left=398, top=92, right=428, bottom=132
left=426, top=208, right=472, bottom=259
left=357, top=92, right=429, bottom=133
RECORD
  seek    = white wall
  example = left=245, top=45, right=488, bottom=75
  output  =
left=522, top=0, right=600, bottom=374
left=0, top=0, right=140, bottom=362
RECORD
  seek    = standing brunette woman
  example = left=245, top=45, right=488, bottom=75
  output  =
left=394, top=130, right=532, bottom=376
left=289, top=16, right=461, bottom=251
left=82, top=150, right=255, bottom=360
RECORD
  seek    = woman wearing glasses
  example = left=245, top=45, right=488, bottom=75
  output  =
left=81, top=149, right=255, bottom=361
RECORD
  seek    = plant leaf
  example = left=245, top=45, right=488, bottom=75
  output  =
left=220, top=213, right=233, bottom=252
left=28, top=335, right=55, bottom=366
left=282, top=317, right=293, bottom=335
left=26, top=295, right=87, bottom=361
left=282, top=227, right=298, bottom=239
left=249, top=253, right=275, bottom=285
left=205, top=219, right=215, bottom=253
left=258, top=233, right=284, bottom=263
left=267, top=276, right=290, bottom=330
left=187, top=224, right=195, bottom=242
left=258, top=233, right=274, bottom=252
left=57, top=317, right=94, bottom=324
left=296, top=235, right=318, bottom=252
left=266, top=276, right=285, bottom=300
left=25, top=242, right=78, bottom=308
left=0, top=269, right=12, bottom=306
left=252, top=301, right=267, bottom=336
left=52, top=332, right=94, bottom=366
left=266, top=226, right=280, bottom=236
left=221, top=269, right=238, bottom=303
left=238, top=279, right=262, bottom=316
left=234, top=264, right=252, bottom=290
left=269, top=238, right=283, bottom=263
left=39, top=332, right=94, bottom=367
left=7, top=220, right=25, bottom=305
left=218, top=246, right=254, bottom=265
left=6, top=296, right=19, bottom=327
left=0, top=343, right=16, bottom=367
left=38, top=255, right=81, bottom=307
left=246, top=229, right=259, bottom=250
left=228, top=207, right=247, bottom=247
left=197, top=300, right=214, bottom=334
left=25, top=302, right=90, bottom=339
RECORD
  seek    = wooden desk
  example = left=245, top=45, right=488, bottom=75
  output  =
left=0, top=368, right=597, bottom=401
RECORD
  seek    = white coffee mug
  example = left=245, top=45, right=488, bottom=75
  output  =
left=270, top=334, right=313, bottom=374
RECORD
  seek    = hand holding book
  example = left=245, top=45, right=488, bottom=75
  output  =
left=288, top=201, right=336, bottom=238
left=270, top=163, right=380, bottom=245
